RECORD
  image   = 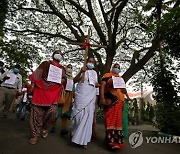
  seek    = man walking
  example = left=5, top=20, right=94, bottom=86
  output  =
left=0, top=64, right=22, bottom=118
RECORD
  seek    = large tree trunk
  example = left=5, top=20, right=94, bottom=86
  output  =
left=122, top=41, right=159, bottom=82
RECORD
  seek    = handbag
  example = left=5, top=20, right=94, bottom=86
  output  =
left=58, top=87, right=65, bottom=105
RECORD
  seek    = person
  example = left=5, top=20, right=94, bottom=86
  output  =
left=92, top=87, right=100, bottom=139
left=28, top=50, right=66, bottom=145
left=0, top=64, right=22, bottom=117
left=16, top=81, right=34, bottom=120
left=69, top=57, right=100, bottom=148
left=100, top=63, right=130, bottom=150
left=50, top=64, right=75, bottom=135
left=0, top=61, right=5, bottom=85
left=122, top=99, right=129, bottom=138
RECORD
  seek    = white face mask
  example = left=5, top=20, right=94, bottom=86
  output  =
left=66, top=68, right=72, bottom=73
left=54, top=54, right=63, bottom=62
left=86, top=62, right=94, bottom=69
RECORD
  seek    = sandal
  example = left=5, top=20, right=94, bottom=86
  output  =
left=42, top=130, right=48, bottom=138
left=29, top=137, right=38, bottom=145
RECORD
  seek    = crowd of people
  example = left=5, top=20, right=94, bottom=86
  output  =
left=0, top=50, right=130, bottom=151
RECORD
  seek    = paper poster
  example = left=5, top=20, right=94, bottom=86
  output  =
left=112, top=76, right=126, bottom=88
left=96, top=88, right=99, bottom=95
left=65, top=78, right=73, bottom=91
left=22, top=88, right=27, bottom=92
left=23, top=92, right=28, bottom=102
left=47, top=64, right=62, bottom=84
left=87, top=70, right=97, bottom=86
left=4, top=73, right=17, bottom=85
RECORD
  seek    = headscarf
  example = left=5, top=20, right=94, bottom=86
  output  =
left=66, top=64, right=73, bottom=80
left=102, top=63, right=124, bottom=101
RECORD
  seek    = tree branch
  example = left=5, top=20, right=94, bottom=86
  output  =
left=14, top=7, right=54, bottom=14
left=122, top=41, right=159, bottom=82
left=86, top=0, right=107, bottom=46
left=45, top=0, right=82, bottom=41
left=97, top=0, right=110, bottom=30
left=67, top=0, right=90, bottom=16
left=112, top=0, right=128, bottom=46
left=4, top=27, right=75, bottom=42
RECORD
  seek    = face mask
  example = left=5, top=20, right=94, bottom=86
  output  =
left=86, top=63, right=94, bottom=69
left=113, top=68, right=120, bottom=74
left=13, top=68, right=19, bottom=74
left=66, top=68, right=72, bottom=73
left=54, top=54, right=63, bottom=62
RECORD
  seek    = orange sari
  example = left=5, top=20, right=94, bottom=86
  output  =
left=102, top=72, right=125, bottom=149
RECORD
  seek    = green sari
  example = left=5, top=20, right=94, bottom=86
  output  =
left=122, top=100, right=128, bottom=138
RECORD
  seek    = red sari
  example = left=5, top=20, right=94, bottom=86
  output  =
left=102, top=73, right=125, bottom=150
left=29, top=60, right=65, bottom=106
left=29, top=60, right=66, bottom=138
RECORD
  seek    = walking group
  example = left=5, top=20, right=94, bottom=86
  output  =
left=0, top=50, right=130, bottom=151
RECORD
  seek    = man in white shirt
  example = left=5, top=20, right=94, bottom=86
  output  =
left=0, top=61, right=5, bottom=85
left=0, top=64, right=22, bottom=118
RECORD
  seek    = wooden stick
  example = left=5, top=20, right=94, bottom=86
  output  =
left=81, top=27, right=92, bottom=82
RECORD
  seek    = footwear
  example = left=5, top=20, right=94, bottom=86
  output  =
left=42, top=130, right=48, bottom=138
left=82, top=145, right=87, bottom=149
left=29, top=137, right=38, bottom=145
left=60, top=129, right=69, bottom=136
left=50, top=127, right=56, bottom=133
left=3, top=112, right=8, bottom=119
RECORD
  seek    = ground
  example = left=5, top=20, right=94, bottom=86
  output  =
left=0, top=112, right=179, bottom=154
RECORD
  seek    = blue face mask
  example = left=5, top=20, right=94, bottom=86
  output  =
left=66, top=68, right=72, bottom=73
left=86, top=63, right=94, bottom=69
left=13, top=68, right=19, bottom=74
left=113, top=68, right=120, bottom=74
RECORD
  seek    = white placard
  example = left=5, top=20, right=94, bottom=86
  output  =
left=96, top=88, right=99, bottom=95
left=87, top=70, right=97, bottom=86
left=23, top=92, right=27, bottom=102
left=112, top=76, right=126, bottom=88
left=4, top=73, right=17, bottom=85
left=65, top=78, right=73, bottom=91
left=47, top=64, right=62, bottom=84
left=22, top=88, right=27, bottom=92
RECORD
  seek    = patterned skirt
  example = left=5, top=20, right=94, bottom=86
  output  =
left=104, top=101, right=124, bottom=150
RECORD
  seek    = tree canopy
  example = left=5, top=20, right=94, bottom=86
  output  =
left=1, top=0, right=179, bottom=83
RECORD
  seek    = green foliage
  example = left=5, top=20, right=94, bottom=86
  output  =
left=157, top=7, right=180, bottom=58
left=151, top=56, right=180, bottom=135
left=129, top=99, right=139, bottom=119
left=141, top=100, right=146, bottom=121
left=0, top=38, right=42, bottom=84
left=0, top=0, right=8, bottom=37
left=140, top=100, right=155, bottom=123
left=146, top=102, right=155, bottom=122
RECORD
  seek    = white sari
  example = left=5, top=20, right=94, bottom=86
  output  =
left=69, top=70, right=97, bottom=145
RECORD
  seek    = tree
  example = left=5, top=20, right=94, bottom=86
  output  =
left=143, top=0, right=180, bottom=135
left=1, top=0, right=159, bottom=82
left=1, top=0, right=179, bottom=84
left=151, top=55, right=180, bottom=135
left=0, top=0, right=8, bottom=37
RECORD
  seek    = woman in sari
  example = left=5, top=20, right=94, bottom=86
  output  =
left=50, top=64, right=75, bottom=135
left=100, top=63, right=130, bottom=150
left=59, top=64, right=75, bottom=135
left=69, top=57, right=100, bottom=148
left=28, top=50, right=66, bottom=145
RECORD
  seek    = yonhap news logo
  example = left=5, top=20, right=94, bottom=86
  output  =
left=129, top=131, right=180, bottom=148
left=129, top=131, right=143, bottom=148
